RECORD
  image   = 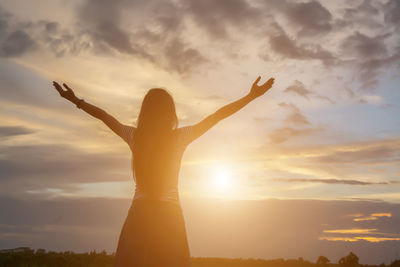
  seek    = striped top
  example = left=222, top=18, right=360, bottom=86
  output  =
left=120, top=125, right=195, bottom=203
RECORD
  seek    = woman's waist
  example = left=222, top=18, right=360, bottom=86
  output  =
left=133, top=185, right=179, bottom=202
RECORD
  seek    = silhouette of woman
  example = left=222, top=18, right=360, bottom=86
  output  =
left=52, top=76, right=274, bottom=266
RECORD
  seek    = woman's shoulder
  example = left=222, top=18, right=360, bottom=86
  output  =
left=175, top=126, right=194, bottom=144
left=175, top=126, right=192, bottom=135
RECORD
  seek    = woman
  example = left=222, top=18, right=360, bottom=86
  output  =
left=52, top=75, right=274, bottom=266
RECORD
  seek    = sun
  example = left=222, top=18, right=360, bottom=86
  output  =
left=215, top=169, right=230, bottom=188
left=211, top=165, right=235, bottom=193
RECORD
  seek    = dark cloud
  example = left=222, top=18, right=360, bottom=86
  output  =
left=357, top=52, right=400, bottom=91
left=267, top=24, right=336, bottom=66
left=162, top=37, right=208, bottom=75
left=183, top=0, right=261, bottom=39
left=272, top=178, right=390, bottom=186
left=0, top=126, right=35, bottom=137
left=0, top=7, right=36, bottom=57
left=262, top=1, right=399, bottom=92
left=384, top=0, right=400, bottom=27
left=35, top=20, right=91, bottom=57
left=345, top=0, right=380, bottom=17
left=341, top=32, right=388, bottom=59
left=0, top=143, right=131, bottom=197
left=0, top=30, right=36, bottom=57
left=77, top=0, right=151, bottom=58
left=0, top=196, right=129, bottom=252
left=1, top=0, right=399, bottom=79
left=340, top=30, right=400, bottom=91
left=343, top=0, right=384, bottom=29
left=283, top=0, right=332, bottom=37
left=0, top=1, right=207, bottom=74
left=75, top=0, right=207, bottom=74
left=0, top=5, right=89, bottom=58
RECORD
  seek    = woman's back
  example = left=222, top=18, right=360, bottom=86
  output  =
left=122, top=126, right=194, bottom=202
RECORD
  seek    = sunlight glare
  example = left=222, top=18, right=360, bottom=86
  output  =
left=211, top=165, right=236, bottom=194
left=215, top=169, right=230, bottom=189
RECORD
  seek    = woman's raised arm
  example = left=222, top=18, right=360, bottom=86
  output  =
left=190, top=76, right=274, bottom=141
left=52, top=81, right=130, bottom=140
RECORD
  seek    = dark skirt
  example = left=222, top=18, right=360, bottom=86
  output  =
left=114, top=198, right=191, bottom=267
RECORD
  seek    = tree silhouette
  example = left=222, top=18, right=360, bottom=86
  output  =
left=339, top=252, right=359, bottom=267
left=391, top=260, right=400, bottom=267
left=316, top=255, right=330, bottom=266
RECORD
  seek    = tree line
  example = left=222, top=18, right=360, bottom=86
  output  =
left=0, top=249, right=399, bottom=267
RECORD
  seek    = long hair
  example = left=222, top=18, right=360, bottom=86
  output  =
left=136, top=88, right=178, bottom=133
left=133, top=88, right=178, bottom=189
left=134, top=88, right=178, bottom=153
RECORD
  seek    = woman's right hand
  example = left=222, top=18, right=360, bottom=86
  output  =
left=52, top=81, right=79, bottom=103
left=249, top=76, right=275, bottom=99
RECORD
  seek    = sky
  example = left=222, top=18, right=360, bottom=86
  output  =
left=0, top=0, right=400, bottom=264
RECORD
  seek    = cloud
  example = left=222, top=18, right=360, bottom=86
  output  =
left=253, top=138, right=400, bottom=188
left=343, top=0, right=384, bottom=30
left=264, top=1, right=399, bottom=92
left=359, top=95, right=384, bottom=105
left=357, top=52, right=400, bottom=91
left=315, top=143, right=399, bottom=164
left=384, top=0, right=400, bottom=27
left=75, top=0, right=209, bottom=74
left=275, top=138, right=400, bottom=171
left=162, top=37, right=208, bottom=75
left=268, top=102, right=324, bottom=144
left=0, top=1, right=207, bottom=74
left=351, top=213, right=392, bottom=222
left=267, top=23, right=336, bottom=65
left=271, top=178, right=390, bottom=186
left=34, top=20, right=91, bottom=57
left=0, top=126, right=35, bottom=137
left=278, top=102, right=310, bottom=125
left=76, top=0, right=150, bottom=57
left=282, top=0, right=332, bottom=37
left=0, top=196, right=129, bottom=252
left=183, top=0, right=261, bottom=39
left=0, top=4, right=89, bottom=58
left=340, top=31, right=400, bottom=91
left=268, top=126, right=320, bottom=144
left=284, top=80, right=334, bottom=104
left=0, top=143, right=130, bottom=198
left=284, top=80, right=312, bottom=98
left=319, top=236, right=400, bottom=243
left=323, top=228, right=377, bottom=234
left=0, top=30, right=36, bottom=57
left=0, top=7, right=36, bottom=57
left=320, top=224, right=400, bottom=243
left=341, top=32, right=388, bottom=59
